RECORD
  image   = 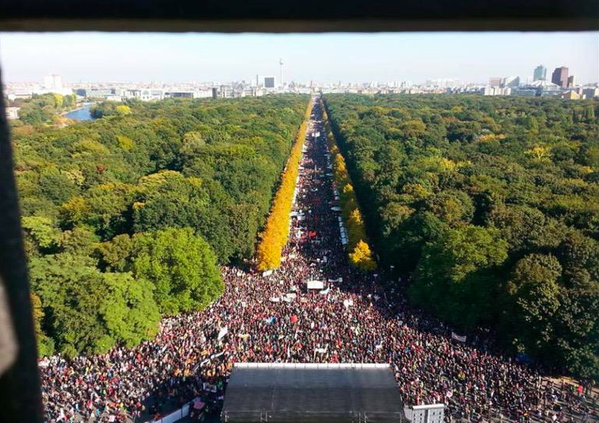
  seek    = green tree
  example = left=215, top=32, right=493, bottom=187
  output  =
left=29, top=253, right=160, bottom=356
left=31, top=292, right=54, bottom=356
left=411, top=225, right=508, bottom=327
left=505, top=254, right=562, bottom=356
left=132, top=228, right=223, bottom=314
left=100, top=272, right=160, bottom=348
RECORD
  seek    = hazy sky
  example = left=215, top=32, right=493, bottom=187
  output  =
left=1, top=32, right=598, bottom=84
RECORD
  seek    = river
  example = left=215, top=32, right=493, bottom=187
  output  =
left=64, top=104, right=95, bottom=121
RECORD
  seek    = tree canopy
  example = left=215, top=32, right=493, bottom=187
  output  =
left=324, top=94, right=599, bottom=378
left=15, top=95, right=309, bottom=356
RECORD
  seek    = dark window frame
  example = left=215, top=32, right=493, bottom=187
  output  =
left=0, top=2, right=597, bottom=422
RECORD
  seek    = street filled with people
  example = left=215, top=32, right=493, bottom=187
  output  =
left=40, top=98, right=597, bottom=423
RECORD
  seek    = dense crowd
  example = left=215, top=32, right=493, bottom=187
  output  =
left=40, top=100, right=597, bottom=423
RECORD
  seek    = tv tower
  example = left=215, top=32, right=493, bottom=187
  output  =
left=279, top=58, right=284, bottom=87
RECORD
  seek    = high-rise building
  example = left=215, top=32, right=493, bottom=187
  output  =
left=567, top=75, right=576, bottom=87
left=43, top=74, right=63, bottom=92
left=533, top=65, right=547, bottom=81
left=502, top=76, right=520, bottom=88
left=264, top=77, right=275, bottom=88
left=551, top=67, right=569, bottom=88
left=489, top=77, right=502, bottom=87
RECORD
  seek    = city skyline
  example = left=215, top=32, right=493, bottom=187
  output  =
left=0, top=31, right=598, bottom=84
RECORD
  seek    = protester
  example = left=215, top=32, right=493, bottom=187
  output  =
left=40, top=100, right=597, bottom=423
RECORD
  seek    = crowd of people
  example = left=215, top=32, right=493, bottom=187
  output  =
left=40, top=99, right=597, bottom=423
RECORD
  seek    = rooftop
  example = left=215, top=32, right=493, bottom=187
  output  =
left=221, top=363, right=406, bottom=423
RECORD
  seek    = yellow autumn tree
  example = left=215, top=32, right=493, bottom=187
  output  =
left=256, top=100, right=313, bottom=270
left=525, top=145, right=551, bottom=163
left=349, top=240, right=377, bottom=271
left=322, top=102, right=376, bottom=271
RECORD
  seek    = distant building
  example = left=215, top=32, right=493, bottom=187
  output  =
left=7, top=92, right=32, bottom=100
left=551, top=67, right=569, bottom=88
left=512, top=88, right=537, bottom=97
left=43, top=74, right=63, bottom=92
left=164, top=90, right=212, bottom=99
left=84, top=88, right=115, bottom=99
left=164, top=90, right=193, bottom=99
left=562, top=90, right=581, bottom=100
left=489, top=77, right=502, bottom=87
left=567, top=75, right=576, bottom=88
left=533, top=65, right=547, bottom=81
left=502, top=76, right=520, bottom=88
left=141, top=89, right=165, bottom=101
left=582, top=87, right=599, bottom=99
left=264, top=77, right=275, bottom=88
left=527, top=79, right=560, bottom=96
left=6, top=107, right=20, bottom=120
left=483, top=86, right=512, bottom=96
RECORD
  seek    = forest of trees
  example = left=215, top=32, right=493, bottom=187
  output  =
left=323, top=94, right=599, bottom=379
left=14, top=95, right=309, bottom=357
left=9, top=93, right=78, bottom=126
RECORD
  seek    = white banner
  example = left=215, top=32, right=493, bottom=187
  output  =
left=217, top=327, right=228, bottom=340
left=307, top=280, right=324, bottom=290
left=451, top=332, right=467, bottom=343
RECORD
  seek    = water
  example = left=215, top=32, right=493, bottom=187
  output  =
left=65, top=105, right=95, bottom=121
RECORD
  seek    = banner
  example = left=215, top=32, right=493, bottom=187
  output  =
left=217, top=327, right=228, bottom=340
left=451, top=332, right=467, bottom=343
left=307, top=280, right=324, bottom=290
left=203, top=382, right=217, bottom=393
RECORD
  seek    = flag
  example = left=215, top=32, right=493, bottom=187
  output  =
left=217, top=327, right=228, bottom=340
left=451, top=332, right=467, bottom=343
